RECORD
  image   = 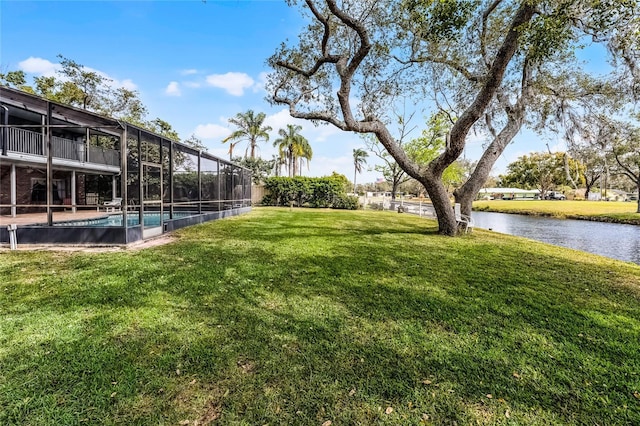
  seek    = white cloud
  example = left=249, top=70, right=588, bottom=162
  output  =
left=181, top=69, right=198, bottom=75
left=117, top=78, right=137, bottom=91
left=204, top=146, right=233, bottom=161
left=18, top=57, right=60, bottom=76
left=183, top=81, right=202, bottom=88
left=193, top=123, right=230, bottom=140
left=252, top=71, right=270, bottom=93
left=90, top=68, right=138, bottom=91
left=18, top=56, right=137, bottom=90
left=165, top=81, right=181, bottom=97
left=264, top=109, right=301, bottom=132
left=264, top=109, right=341, bottom=143
left=206, top=72, right=254, bottom=96
left=307, top=155, right=353, bottom=178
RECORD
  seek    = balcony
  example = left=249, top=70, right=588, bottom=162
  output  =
left=5, top=127, right=120, bottom=168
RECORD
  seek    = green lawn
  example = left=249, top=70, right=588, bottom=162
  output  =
left=1, top=208, right=639, bottom=425
left=473, top=200, right=640, bottom=224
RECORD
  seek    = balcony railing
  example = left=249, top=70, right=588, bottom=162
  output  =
left=7, top=127, right=44, bottom=155
left=5, top=127, right=120, bottom=167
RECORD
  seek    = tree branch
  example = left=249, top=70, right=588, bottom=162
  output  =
left=432, top=3, right=536, bottom=175
left=480, top=0, right=504, bottom=68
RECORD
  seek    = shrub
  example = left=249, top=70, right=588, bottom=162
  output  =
left=263, top=175, right=352, bottom=209
left=331, top=194, right=360, bottom=210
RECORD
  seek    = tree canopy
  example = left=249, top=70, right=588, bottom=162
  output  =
left=223, top=110, right=273, bottom=159
left=500, top=152, right=583, bottom=198
left=352, top=148, right=369, bottom=193
left=273, top=124, right=313, bottom=177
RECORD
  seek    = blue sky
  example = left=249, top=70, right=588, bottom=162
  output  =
left=0, top=1, right=607, bottom=184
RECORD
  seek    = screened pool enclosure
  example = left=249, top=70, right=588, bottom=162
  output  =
left=0, top=87, right=251, bottom=245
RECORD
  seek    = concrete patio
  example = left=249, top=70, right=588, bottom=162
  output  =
left=0, top=210, right=111, bottom=227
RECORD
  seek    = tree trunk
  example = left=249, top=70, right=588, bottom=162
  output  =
left=289, top=151, right=294, bottom=178
left=454, top=110, right=523, bottom=216
left=250, top=139, right=256, bottom=159
left=636, top=181, right=640, bottom=213
left=420, top=176, right=458, bottom=235
left=584, top=184, right=591, bottom=202
left=583, top=173, right=600, bottom=201
left=353, top=168, right=357, bottom=194
left=372, top=124, right=460, bottom=234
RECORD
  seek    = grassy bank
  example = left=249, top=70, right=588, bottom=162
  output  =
left=1, top=208, right=639, bottom=425
left=473, top=200, right=640, bottom=224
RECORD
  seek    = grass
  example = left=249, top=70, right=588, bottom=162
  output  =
left=1, top=207, right=640, bottom=425
left=473, top=200, right=640, bottom=224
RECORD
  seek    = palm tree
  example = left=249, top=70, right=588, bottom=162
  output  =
left=225, top=140, right=241, bottom=161
left=294, top=137, right=313, bottom=176
left=222, top=110, right=272, bottom=159
left=272, top=154, right=287, bottom=177
left=273, top=124, right=311, bottom=177
left=353, top=148, right=369, bottom=194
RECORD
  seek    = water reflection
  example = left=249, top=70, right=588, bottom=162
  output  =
left=472, top=211, right=640, bottom=265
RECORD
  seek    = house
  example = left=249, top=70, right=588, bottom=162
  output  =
left=0, top=87, right=251, bottom=246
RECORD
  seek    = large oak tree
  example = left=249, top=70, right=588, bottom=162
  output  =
left=267, top=0, right=639, bottom=235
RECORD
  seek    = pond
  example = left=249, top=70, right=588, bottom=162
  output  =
left=471, top=211, right=640, bottom=265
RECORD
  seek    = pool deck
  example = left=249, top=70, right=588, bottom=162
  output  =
left=0, top=211, right=113, bottom=227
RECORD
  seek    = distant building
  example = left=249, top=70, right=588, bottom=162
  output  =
left=477, top=188, right=540, bottom=200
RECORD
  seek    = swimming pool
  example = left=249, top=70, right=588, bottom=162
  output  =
left=48, top=211, right=197, bottom=227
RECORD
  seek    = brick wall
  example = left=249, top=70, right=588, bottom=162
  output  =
left=0, top=166, right=104, bottom=214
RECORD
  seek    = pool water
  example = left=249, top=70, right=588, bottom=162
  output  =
left=50, top=211, right=197, bottom=227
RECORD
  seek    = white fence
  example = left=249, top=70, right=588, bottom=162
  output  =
left=361, top=196, right=437, bottom=218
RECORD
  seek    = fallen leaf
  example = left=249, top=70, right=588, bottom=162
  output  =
left=179, top=421, right=190, bottom=425
left=512, top=372, right=521, bottom=379
left=111, top=381, right=117, bottom=385
left=634, top=391, right=640, bottom=400
left=349, top=388, right=356, bottom=396
left=498, top=398, right=506, bottom=403
left=321, top=421, right=332, bottom=426
left=486, top=394, right=493, bottom=399
left=505, top=410, right=511, bottom=419
left=385, top=406, right=394, bottom=414
left=176, top=369, right=181, bottom=376
left=422, top=379, right=432, bottom=385
left=110, top=392, right=117, bottom=398
left=189, top=379, right=197, bottom=385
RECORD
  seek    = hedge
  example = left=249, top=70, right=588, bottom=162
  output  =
left=262, top=176, right=359, bottom=210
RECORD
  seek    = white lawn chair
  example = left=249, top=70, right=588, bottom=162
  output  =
left=103, top=197, right=122, bottom=213
left=454, top=203, right=474, bottom=233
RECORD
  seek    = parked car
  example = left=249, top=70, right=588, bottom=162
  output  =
left=545, top=191, right=566, bottom=200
